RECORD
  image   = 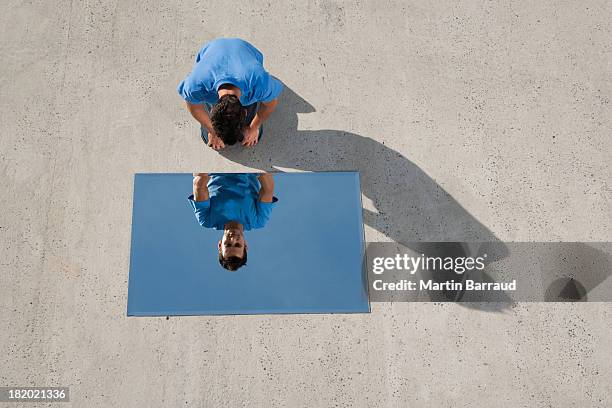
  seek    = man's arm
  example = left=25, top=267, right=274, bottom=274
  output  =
left=185, top=102, right=225, bottom=150
left=193, top=173, right=210, bottom=201
left=257, top=173, right=275, bottom=203
left=242, top=98, right=279, bottom=147
left=250, top=98, right=279, bottom=129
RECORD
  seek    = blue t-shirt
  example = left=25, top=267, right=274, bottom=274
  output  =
left=188, top=174, right=278, bottom=230
left=177, top=38, right=283, bottom=106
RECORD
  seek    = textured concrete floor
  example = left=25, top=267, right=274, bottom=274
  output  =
left=1, top=1, right=611, bottom=407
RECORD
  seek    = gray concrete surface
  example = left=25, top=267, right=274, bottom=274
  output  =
left=1, top=0, right=611, bottom=406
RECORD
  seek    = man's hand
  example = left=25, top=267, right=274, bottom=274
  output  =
left=193, top=173, right=210, bottom=201
left=184, top=102, right=225, bottom=150
left=208, top=132, right=225, bottom=150
left=242, top=125, right=259, bottom=147
left=257, top=173, right=275, bottom=203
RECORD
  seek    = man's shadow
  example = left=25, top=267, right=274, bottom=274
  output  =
left=221, top=85, right=513, bottom=310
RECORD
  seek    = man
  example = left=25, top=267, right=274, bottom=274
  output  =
left=178, top=38, right=283, bottom=150
left=189, top=173, right=277, bottom=271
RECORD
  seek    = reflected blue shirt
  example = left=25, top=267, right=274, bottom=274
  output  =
left=177, top=38, right=283, bottom=106
left=188, top=174, right=277, bottom=230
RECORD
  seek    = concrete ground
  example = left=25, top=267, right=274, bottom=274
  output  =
left=1, top=1, right=611, bottom=406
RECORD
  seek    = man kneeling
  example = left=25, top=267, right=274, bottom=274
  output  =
left=188, top=173, right=277, bottom=271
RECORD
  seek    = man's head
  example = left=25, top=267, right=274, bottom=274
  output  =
left=210, top=94, right=246, bottom=146
left=218, top=221, right=248, bottom=271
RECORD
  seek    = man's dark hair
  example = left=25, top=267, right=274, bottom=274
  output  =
left=210, top=94, right=246, bottom=145
left=218, top=249, right=247, bottom=272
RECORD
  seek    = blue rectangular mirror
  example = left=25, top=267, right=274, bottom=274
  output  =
left=127, top=172, right=369, bottom=315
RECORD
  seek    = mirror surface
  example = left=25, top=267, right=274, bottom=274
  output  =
left=127, top=172, right=369, bottom=315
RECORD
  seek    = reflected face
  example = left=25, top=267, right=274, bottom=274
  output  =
left=218, top=222, right=247, bottom=259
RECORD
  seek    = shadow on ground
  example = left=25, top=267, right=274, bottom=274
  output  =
left=219, top=85, right=513, bottom=310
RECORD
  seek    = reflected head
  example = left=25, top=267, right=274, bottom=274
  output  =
left=218, top=251, right=247, bottom=272
left=218, top=223, right=248, bottom=271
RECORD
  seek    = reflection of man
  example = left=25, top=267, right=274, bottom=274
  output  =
left=189, top=173, right=277, bottom=271
left=177, top=38, right=283, bottom=150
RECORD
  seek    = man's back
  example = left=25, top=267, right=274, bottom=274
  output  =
left=178, top=38, right=281, bottom=106
left=196, top=38, right=264, bottom=68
